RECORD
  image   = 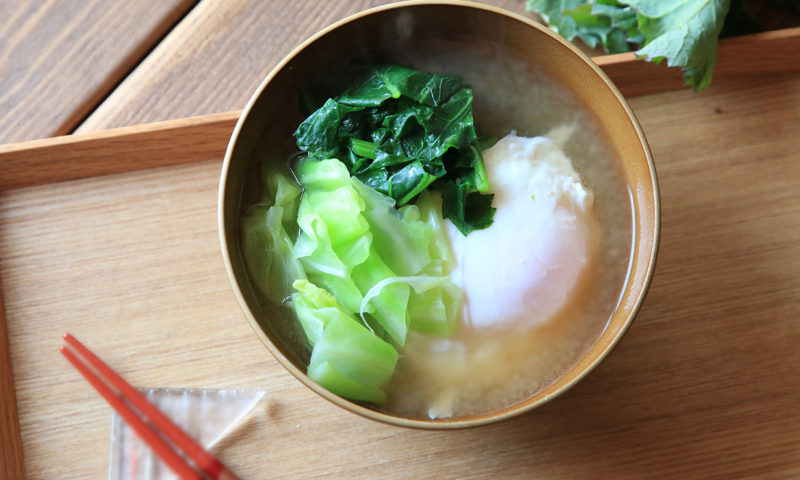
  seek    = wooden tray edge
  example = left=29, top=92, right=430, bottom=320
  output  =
left=597, top=26, right=800, bottom=97
left=0, top=281, right=25, bottom=479
left=0, top=28, right=797, bottom=192
left=0, top=111, right=239, bottom=192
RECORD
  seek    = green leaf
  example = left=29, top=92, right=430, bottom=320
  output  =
left=292, top=279, right=352, bottom=346
left=351, top=250, right=410, bottom=346
left=439, top=181, right=496, bottom=236
left=293, top=65, right=494, bottom=235
left=360, top=275, right=461, bottom=337
left=307, top=361, right=387, bottom=404
left=294, top=279, right=398, bottom=404
left=337, top=65, right=464, bottom=108
left=240, top=172, right=305, bottom=306
left=251, top=159, right=463, bottom=403
left=350, top=178, right=433, bottom=277
left=293, top=158, right=370, bottom=313
left=414, top=191, right=455, bottom=271
left=291, top=157, right=461, bottom=347
left=526, top=0, right=732, bottom=90
left=294, top=99, right=360, bottom=158
left=527, top=0, right=591, bottom=40
left=626, top=0, right=730, bottom=90
left=387, top=160, right=438, bottom=205
left=527, top=0, right=640, bottom=53
left=419, top=89, right=477, bottom=159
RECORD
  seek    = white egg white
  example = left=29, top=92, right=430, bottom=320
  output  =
left=446, top=133, right=595, bottom=331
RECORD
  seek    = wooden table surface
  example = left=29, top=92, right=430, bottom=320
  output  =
left=2, top=1, right=800, bottom=479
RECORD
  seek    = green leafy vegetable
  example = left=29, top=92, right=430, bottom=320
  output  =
left=247, top=66, right=484, bottom=404
left=240, top=171, right=305, bottom=305
left=241, top=159, right=462, bottom=403
left=527, top=0, right=732, bottom=90
left=360, top=275, right=461, bottom=336
left=627, top=0, right=730, bottom=90
left=294, top=279, right=398, bottom=404
left=527, top=0, right=643, bottom=53
left=439, top=180, right=496, bottom=235
left=291, top=157, right=460, bottom=347
left=294, top=64, right=494, bottom=235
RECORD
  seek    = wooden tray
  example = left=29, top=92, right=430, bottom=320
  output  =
left=2, top=28, right=799, bottom=479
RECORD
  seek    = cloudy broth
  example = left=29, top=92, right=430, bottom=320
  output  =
left=245, top=38, right=633, bottom=420
left=374, top=40, right=632, bottom=418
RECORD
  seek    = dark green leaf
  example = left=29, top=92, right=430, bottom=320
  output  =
left=294, top=99, right=359, bottom=158
left=439, top=181, right=495, bottom=236
left=388, top=161, right=439, bottom=205
left=349, top=138, right=377, bottom=159
left=294, top=65, right=494, bottom=235
left=420, top=89, right=477, bottom=160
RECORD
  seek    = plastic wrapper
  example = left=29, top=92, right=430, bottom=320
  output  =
left=108, top=387, right=266, bottom=480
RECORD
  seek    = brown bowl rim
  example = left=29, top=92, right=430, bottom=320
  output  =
left=218, top=0, right=660, bottom=429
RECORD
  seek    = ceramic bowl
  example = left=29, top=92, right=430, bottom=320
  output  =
left=219, top=0, right=659, bottom=429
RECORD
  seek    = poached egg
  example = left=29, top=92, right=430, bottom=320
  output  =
left=446, top=133, right=595, bottom=331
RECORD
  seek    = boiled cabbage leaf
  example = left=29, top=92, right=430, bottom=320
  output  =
left=245, top=158, right=462, bottom=404
left=292, top=157, right=460, bottom=346
left=240, top=172, right=305, bottom=305
left=294, top=280, right=398, bottom=404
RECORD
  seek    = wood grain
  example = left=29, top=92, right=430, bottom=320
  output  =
left=0, top=25, right=791, bottom=189
left=0, top=111, right=238, bottom=191
left=75, top=0, right=533, bottom=133
left=1, top=70, right=799, bottom=478
left=0, top=0, right=198, bottom=144
left=74, top=0, right=800, bottom=132
left=0, top=281, right=25, bottom=480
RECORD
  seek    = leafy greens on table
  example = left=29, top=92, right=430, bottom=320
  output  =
left=294, top=65, right=494, bottom=236
left=526, top=0, right=731, bottom=91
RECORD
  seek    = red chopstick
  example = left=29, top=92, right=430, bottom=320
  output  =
left=60, top=333, right=240, bottom=480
